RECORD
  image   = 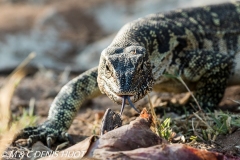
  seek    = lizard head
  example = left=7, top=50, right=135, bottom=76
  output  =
left=97, top=46, right=154, bottom=106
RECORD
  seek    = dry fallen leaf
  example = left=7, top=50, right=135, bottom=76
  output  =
left=41, top=108, right=239, bottom=160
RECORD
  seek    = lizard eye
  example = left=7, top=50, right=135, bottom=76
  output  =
left=130, top=49, right=137, bottom=54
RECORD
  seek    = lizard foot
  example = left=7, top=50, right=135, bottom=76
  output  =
left=14, top=120, right=73, bottom=148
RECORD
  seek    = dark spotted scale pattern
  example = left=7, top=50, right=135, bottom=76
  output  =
left=15, top=2, right=240, bottom=146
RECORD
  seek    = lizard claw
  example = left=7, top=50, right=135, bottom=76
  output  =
left=46, top=136, right=54, bottom=148
left=27, top=138, right=32, bottom=147
left=14, top=120, right=69, bottom=148
left=65, top=132, right=74, bottom=145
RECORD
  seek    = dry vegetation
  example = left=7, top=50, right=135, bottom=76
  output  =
left=0, top=53, right=37, bottom=155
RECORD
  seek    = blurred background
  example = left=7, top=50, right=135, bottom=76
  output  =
left=1, top=0, right=239, bottom=151
left=0, top=0, right=229, bottom=73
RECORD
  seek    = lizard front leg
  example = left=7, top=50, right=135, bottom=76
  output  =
left=157, top=50, right=234, bottom=114
left=194, top=65, right=231, bottom=111
left=15, top=67, right=101, bottom=147
left=181, top=50, right=233, bottom=112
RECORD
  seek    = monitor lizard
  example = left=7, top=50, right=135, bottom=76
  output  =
left=15, top=2, right=240, bottom=147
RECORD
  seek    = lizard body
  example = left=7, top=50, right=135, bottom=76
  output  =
left=17, top=2, right=240, bottom=146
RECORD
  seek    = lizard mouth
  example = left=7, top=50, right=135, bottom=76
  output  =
left=115, top=94, right=134, bottom=103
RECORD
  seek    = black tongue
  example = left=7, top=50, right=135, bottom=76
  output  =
left=127, top=96, right=140, bottom=113
left=120, top=95, right=127, bottom=115
left=120, top=95, right=140, bottom=115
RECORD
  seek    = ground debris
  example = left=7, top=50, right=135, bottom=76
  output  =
left=39, top=108, right=239, bottom=160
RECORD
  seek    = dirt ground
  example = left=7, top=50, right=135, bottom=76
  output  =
left=1, top=68, right=240, bottom=158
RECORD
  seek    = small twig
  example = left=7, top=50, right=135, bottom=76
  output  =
left=177, top=76, right=202, bottom=111
left=28, top=98, right=35, bottom=117
left=147, top=93, right=161, bottom=136
left=0, top=52, right=36, bottom=129
left=193, top=112, right=213, bottom=131
left=7, top=52, right=36, bottom=80
left=60, top=66, right=71, bottom=85
left=191, top=119, right=205, bottom=142
left=227, top=98, right=240, bottom=105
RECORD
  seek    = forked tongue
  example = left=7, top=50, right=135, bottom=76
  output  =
left=120, top=95, right=140, bottom=115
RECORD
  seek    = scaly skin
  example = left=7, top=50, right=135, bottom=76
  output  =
left=16, top=2, right=240, bottom=146
left=15, top=67, right=100, bottom=146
